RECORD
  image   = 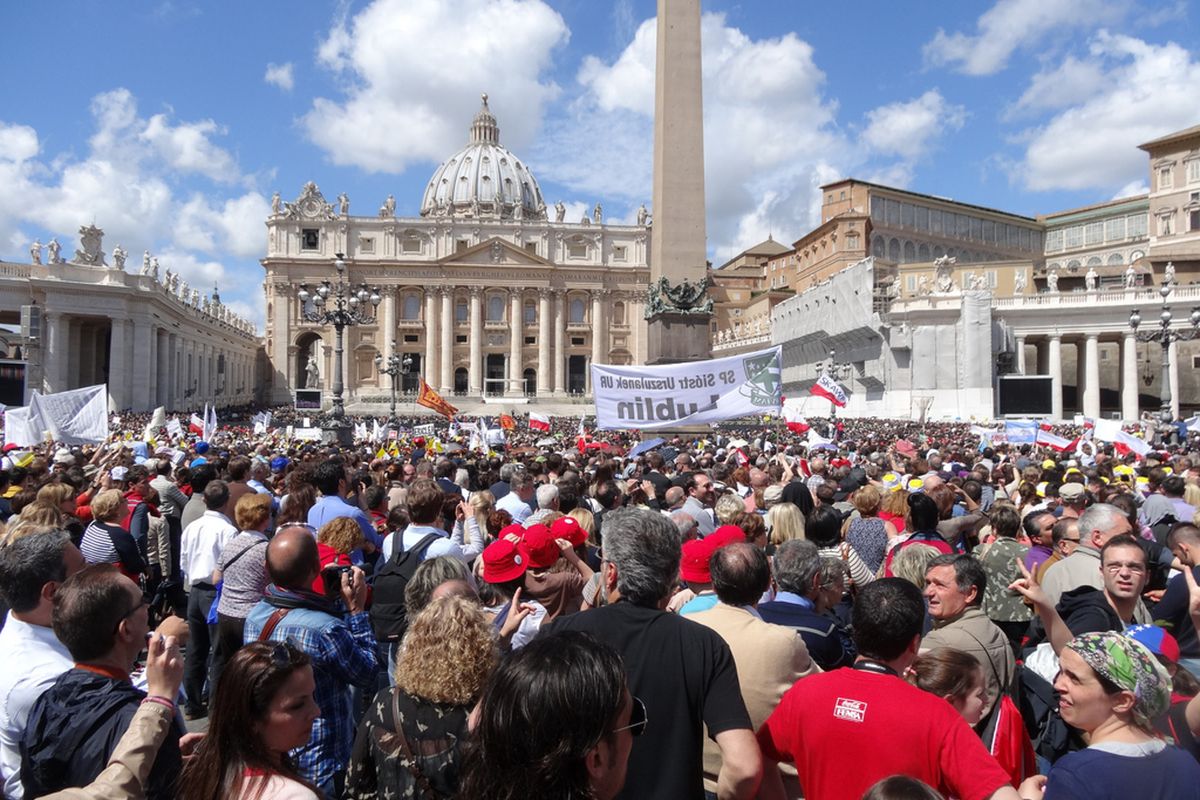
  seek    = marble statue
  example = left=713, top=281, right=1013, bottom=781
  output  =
left=112, top=244, right=127, bottom=270
left=73, top=224, right=107, bottom=266
left=47, top=238, right=61, bottom=264
left=271, top=191, right=281, bottom=215
left=637, top=204, right=649, bottom=226
left=1124, top=264, right=1136, bottom=289
left=142, top=250, right=152, bottom=274
left=593, top=203, right=602, bottom=224
left=1046, top=268, right=1059, bottom=293
left=554, top=201, right=566, bottom=222
left=1013, top=269, right=1027, bottom=293
left=513, top=200, right=524, bottom=221
left=933, top=255, right=957, bottom=293
left=169, top=273, right=179, bottom=293
left=917, top=274, right=931, bottom=296
left=337, top=192, right=349, bottom=216
left=379, top=194, right=396, bottom=217
left=150, top=257, right=159, bottom=281
left=305, top=354, right=320, bottom=389
left=164, top=267, right=173, bottom=288
left=29, top=240, right=42, bottom=265
left=1085, top=266, right=1097, bottom=291
left=968, top=272, right=986, bottom=291
left=1165, top=261, right=1176, bottom=286
left=190, top=288, right=200, bottom=306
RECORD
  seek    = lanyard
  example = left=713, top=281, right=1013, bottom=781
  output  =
left=851, top=659, right=898, bottom=677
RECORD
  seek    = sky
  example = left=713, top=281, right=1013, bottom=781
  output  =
left=2, top=0, right=1199, bottom=331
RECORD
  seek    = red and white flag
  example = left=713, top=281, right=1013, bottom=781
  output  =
left=810, top=373, right=847, bottom=408
left=576, top=418, right=587, bottom=453
left=735, top=448, right=750, bottom=467
left=782, top=402, right=810, bottom=434
left=529, top=412, right=551, bottom=432
left=1035, top=428, right=1073, bottom=452
left=189, top=413, right=204, bottom=436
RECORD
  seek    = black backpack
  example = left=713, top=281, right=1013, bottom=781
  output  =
left=370, top=533, right=442, bottom=643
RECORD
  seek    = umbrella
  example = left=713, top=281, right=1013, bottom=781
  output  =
left=627, top=438, right=665, bottom=458
left=536, top=437, right=559, bottom=447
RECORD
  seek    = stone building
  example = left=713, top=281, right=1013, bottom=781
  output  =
left=261, top=96, right=651, bottom=406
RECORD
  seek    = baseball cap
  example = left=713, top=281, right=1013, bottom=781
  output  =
left=1126, top=624, right=1180, bottom=664
left=522, top=525, right=560, bottom=569
left=551, top=516, right=587, bottom=548
left=680, top=538, right=715, bottom=584
left=195, top=441, right=210, bottom=455
left=881, top=472, right=903, bottom=493
left=481, top=539, right=529, bottom=584
left=1042, top=459, right=1057, bottom=470
left=1059, top=483, right=1085, bottom=502
left=110, top=466, right=128, bottom=482
left=498, top=523, right=526, bottom=541
left=270, top=456, right=289, bottom=472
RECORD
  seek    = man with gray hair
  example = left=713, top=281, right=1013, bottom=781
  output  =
left=542, top=508, right=761, bottom=799
left=0, top=531, right=87, bottom=798
left=669, top=509, right=699, bottom=541
left=535, top=483, right=559, bottom=512
left=496, top=471, right=534, bottom=524
left=1041, top=503, right=1135, bottom=609
left=759, top=540, right=856, bottom=670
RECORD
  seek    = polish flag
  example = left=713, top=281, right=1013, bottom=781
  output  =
left=577, top=418, right=587, bottom=453
left=735, top=448, right=750, bottom=467
left=189, top=413, right=204, bottom=435
left=782, top=400, right=810, bottom=434
left=1035, top=429, right=1073, bottom=452
left=810, top=373, right=847, bottom=407
left=529, top=412, right=551, bottom=432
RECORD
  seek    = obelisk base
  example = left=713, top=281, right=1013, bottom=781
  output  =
left=646, top=312, right=713, bottom=364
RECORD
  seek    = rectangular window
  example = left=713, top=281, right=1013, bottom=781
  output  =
left=886, top=198, right=901, bottom=226
left=567, top=242, right=587, bottom=259
left=1065, top=226, right=1082, bottom=248
left=1019, top=227, right=1031, bottom=250
left=901, top=203, right=914, bottom=228
left=525, top=242, right=538, bottom=255
left=957, top=214, right=970, bottom=238
left=612, top=245, right=628, bottom=262
left=915, top=206, right=929, bottom=231
left=524, top=336, right=536, bottom=345
left=456, top=335, right=467, bottom=344
left=988, top=270, right=998, bottom=288
left=970, top=217, right=983, bottom=241
left=301, top=229, right=320, bottom=250
left=906, top=275, right=916, bottom=291
left=403, top=334, right=419, bottom=343
left=1188, top=160, right=1200, bottom=183
left=1046, top=229, right=1063, bottom=251
left=1105, top=217, right=1125, bottom=241
left=455, top=239, right=469, bottom=253
left=982, top=219, right=994, bottom=243
left=400, top=238, right=420, bottom=254
left=870, top=195, right=885, bottom=222
left=930, top=209, right=942, bottom=234
left=1128, top=214, right=1147, bottom=237
left=360, top=237, right=376, bottom=254
left=571, top=337, right=585, bottom=346
left=1190, top=209, right=1200, bottom=231
left=1085, top=222, right=1103, bottom=246
left=1159, top=213, right=1174, bottom=236
left=840, top=190, right=846, bottom=200
left=1160, top=166, right=1173, bottom=190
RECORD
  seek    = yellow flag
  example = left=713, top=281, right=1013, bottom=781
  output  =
left=375, top=447, right=387, bottom=460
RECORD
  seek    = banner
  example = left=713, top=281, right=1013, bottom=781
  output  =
left=529, top=412, right=551, bottom=432
left=781, top=400, right=809, bottom=434
left=31, top=385, right=109, bottom=445
left=1005, top=420, right=1038, bottom=445
left=810, top=373, right=847, bottom=407
left=3, top=406, right=40, bottom=447
left=416, top=380, right=458, bottom=419
left=591, top=346, right=782, bottom=430
left=1035, top=429, right=1074, bottom=452
left=414, top=423, right=436, bottom=436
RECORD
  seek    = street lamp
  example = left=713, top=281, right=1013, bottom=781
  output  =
left=813, top=348, right=853, bottom=419
left=1128, top=282, right=1200, bottom=424
left=374, top=351, right=413, bottom=429
left=297, top=253, right=382, bottom=438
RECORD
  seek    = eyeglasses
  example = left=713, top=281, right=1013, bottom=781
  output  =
left=279, top=522, right=318, bottom=535
left=1103, top=561, right=1146, bottom=574
left=1061, top=538, right=1081, bottom=543
left=113, top=592, right=150, bottom=634
left=612, top=696, right=647, bottom=737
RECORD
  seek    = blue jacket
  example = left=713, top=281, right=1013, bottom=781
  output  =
left=758, top=594, right=857, bottom=671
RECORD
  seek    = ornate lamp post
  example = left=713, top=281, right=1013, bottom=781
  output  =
left=1128, top=282, right=1200, bottom=424
left=813, top=348, right=853, bottom=420
left=297, top=253, right=382, bottom=441
left=374, top=351, right=413, bottom=429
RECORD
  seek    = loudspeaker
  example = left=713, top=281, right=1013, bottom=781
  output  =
left=20, top=305, right=40, bottom=340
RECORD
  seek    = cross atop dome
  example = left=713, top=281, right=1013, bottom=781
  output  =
left=470, top=92, right=499, bottom=145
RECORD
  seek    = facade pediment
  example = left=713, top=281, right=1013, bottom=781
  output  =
left=437, top=237, right=554, bottom=268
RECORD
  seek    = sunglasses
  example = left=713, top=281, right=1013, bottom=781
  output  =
left=612, top=696, right=647, bottom=737
left=113, top=592, right=150, bottom=634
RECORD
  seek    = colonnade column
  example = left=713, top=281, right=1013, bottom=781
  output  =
left=1169, top=340, right=1181, bottom=421
left=508, top=290, right=522, bottom=395
left=424, top=289, right=438, bottom=388
left=156, top=330, right=169, bottom=409
left=44, top=313, right=69, bottom=394
left=1048, top=334, right=1063, bottom=420
left=468, top=287, right=483, bottom=395
left=167, top=333, right=178, bottom=411
left=1075, top=340, right=1086, bottom=414
left=130, top=320, right=153, bottom=411
left=1083, top=334, right=1100, bottom=420
left=553, top=289, right=566, bottom=395
left=537, top=289, right=551, bottom=396
left=382, top=287, right=396, bottom=359
left=1015, top=335, right=1026, bottom=375
left=109, top=320, right=129, bottom=411
left=439, top=288, right=454, bottom=394
left=590, top=290, right=607, bottom=394
left=1121, top=333, right=1139, bottom=421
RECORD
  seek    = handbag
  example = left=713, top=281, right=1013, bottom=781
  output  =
left=206, top=539, right=266, bottom=625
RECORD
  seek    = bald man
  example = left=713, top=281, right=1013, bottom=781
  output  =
left=243, top=525, right=378, bottom=797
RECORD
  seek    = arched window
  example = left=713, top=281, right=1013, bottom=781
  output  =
left=613, top=301, right=626, bottom=325
left=1107, top=253, right=1124, bottom=266
left=888, top=238, right=901, bottom=262
left=1130, top=250, right=1146, bottom=262
left=872, top=236, right=885, bottom=258
left=933, top=244, right=945, bottom=258
left=918, top=243, right=930, bottom=261
left=1086, top=256, right=1102, bottom=267
left=569, top=297, right=585, bottom=324
left=402, top=294, right=420, bottom=320
left=524, top=301, right=536, bottom=325
left=487, top=294, right=505, bottom=321
left=902, top=241, right=916, bottom=262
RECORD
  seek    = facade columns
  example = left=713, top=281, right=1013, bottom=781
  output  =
left=1075, top=340, right=1086, bottom=414
left=108, top=320, right=129, bottom=411
left=1169, top=339, right=1181, bottom=421
left=440, top=288, right=454, bottom=394
left=424, top=289, right=438, bottom=387
left=1015, top=335, right=1026, bottom=375
left=508, top=290, right=522, bottom=395
left=156, top=329, right=169, bottom=408
left=44, top=313, right=69, bottom=394
left=537, top=289, right=552, bottom=396
left=1048, top=334, right=1063, bottom=420
left=382, top=287, right=396, bottom=359
left=131, top=320, right=152, bottom=411
left=468, top=287, right=483, bottom=395
left=553, top=289, right=566, bottom=395
left=590, top=289, right=608, bottom=394
left=1121, top=333, right=1139, bottom=421
left=1083, top=334, right=1100, bottom=420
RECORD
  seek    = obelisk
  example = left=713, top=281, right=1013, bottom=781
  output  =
left=646, top=0, right=712, bottom=364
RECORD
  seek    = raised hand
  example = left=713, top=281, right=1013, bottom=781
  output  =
left=1008, top=557, right=1051, bottom=610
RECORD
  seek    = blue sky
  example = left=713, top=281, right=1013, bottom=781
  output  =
left=2, top=0, right=1198, bottom=329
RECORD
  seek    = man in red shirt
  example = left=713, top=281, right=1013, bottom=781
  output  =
left=756, top=579, right=1024, bottom=800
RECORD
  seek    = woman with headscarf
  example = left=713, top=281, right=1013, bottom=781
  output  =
left=1022, top=631, right=1200, bottom=799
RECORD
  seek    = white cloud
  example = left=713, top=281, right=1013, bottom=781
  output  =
left=1111, top=179, right=1149, bottom=199
left=924, top=0, right=1128, bottom=76
left=302, top=0, right=569, bottom=174
left=1009, top=56, right=1107, bottom=116
left=1016, top=32, right=1200, bottom=191
left=537, top=12, right=844, bottom=262
left=860, top=90, right=966, bottom=161
left=176, top=192, right=270, bottom=258
left=264, top=62, right=295, bottom=92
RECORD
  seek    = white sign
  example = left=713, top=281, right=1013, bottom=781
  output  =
left=414, top=423, right=436, bottom=436
left=293, top=427, right=323, bottom=441
left=4, top=386, right=109, bottom=446
left=591, top=346, right=782, bottom=430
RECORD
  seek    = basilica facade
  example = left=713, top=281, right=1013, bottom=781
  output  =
left=261, top=96, right=651, bottom=407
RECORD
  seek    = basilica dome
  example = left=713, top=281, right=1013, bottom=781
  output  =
left=419, top=94, right=547, bottom=221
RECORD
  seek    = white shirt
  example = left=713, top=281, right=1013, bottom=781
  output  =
left=0, top=614, right=73, bottom=799
left=496, top=491, right=532, bottom=524
left=181, top=510, right=237, bottom=586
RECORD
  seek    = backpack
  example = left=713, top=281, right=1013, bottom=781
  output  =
left=370, top=533, right=442, bottom=643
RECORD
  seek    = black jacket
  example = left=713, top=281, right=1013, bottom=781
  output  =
left=1025, top=586, right=1123, bottom=655
left=21, top=667, right=183, bottom=799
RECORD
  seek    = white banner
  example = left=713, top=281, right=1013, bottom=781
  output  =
left=591, top=346, right=782, bottom=430
left=30, top=385, right=110, bottom=445
left=3, top=406, right=41, bottom=447
left=293, top=427, right=323, bottom=441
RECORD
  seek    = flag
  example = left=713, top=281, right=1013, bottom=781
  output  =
left=782, top=401, right=809, bottom=434
left=529, top=412, right=551, bottom=432
left=166, top=417, right=183, bottom=439
left=806, top=428, right=836, bottom=450
left=1035, top=428, right=1073, bottom=452
left=375, top=446, right=387, bottom=460
left=1093, top=418, right=1152, bottom=457
left=499, top=414, right=516, bottom=431
left=1188, top=415, right=1200, bottom=434
left=810, top=373, right=847, bottom=407
left=202, top=404, right=217, bottom=441
left=354, top=422, right=368, bottom=441
left=734, top=447, right=749, bottom=467
left=371, top=419, right=383, bottom=443
left=189, top=413, right=204, bottom=435
left=577, top=418, right=587, bottom=453
left=416, top=380, right=458, bottom=419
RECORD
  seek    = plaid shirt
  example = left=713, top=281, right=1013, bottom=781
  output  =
left=243, top=597, right=378, bottom=787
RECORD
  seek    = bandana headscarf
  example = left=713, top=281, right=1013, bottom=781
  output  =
left=1067, top=631, right=1171, bottom=730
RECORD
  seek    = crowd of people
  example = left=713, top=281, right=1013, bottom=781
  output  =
left=0, top=406, right=1199, bottom=798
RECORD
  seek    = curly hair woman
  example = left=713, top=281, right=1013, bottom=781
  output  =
left=312, top=516, right=364, bottom=597
left=178, top=641, right=321, bottom=800
left=344, top=595, right=498, bottom=799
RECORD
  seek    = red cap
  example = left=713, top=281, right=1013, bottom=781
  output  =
left=482, top=539, right=528, bottom=583
left=680, top=538, right=715, bottom=584
left=708, top=525, right=747, bottom=549
left=551, top=516, right=587, bottom=548
left=522, top=524, right=560, bottom=569
left=498, top=523, right=526, bottom=541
